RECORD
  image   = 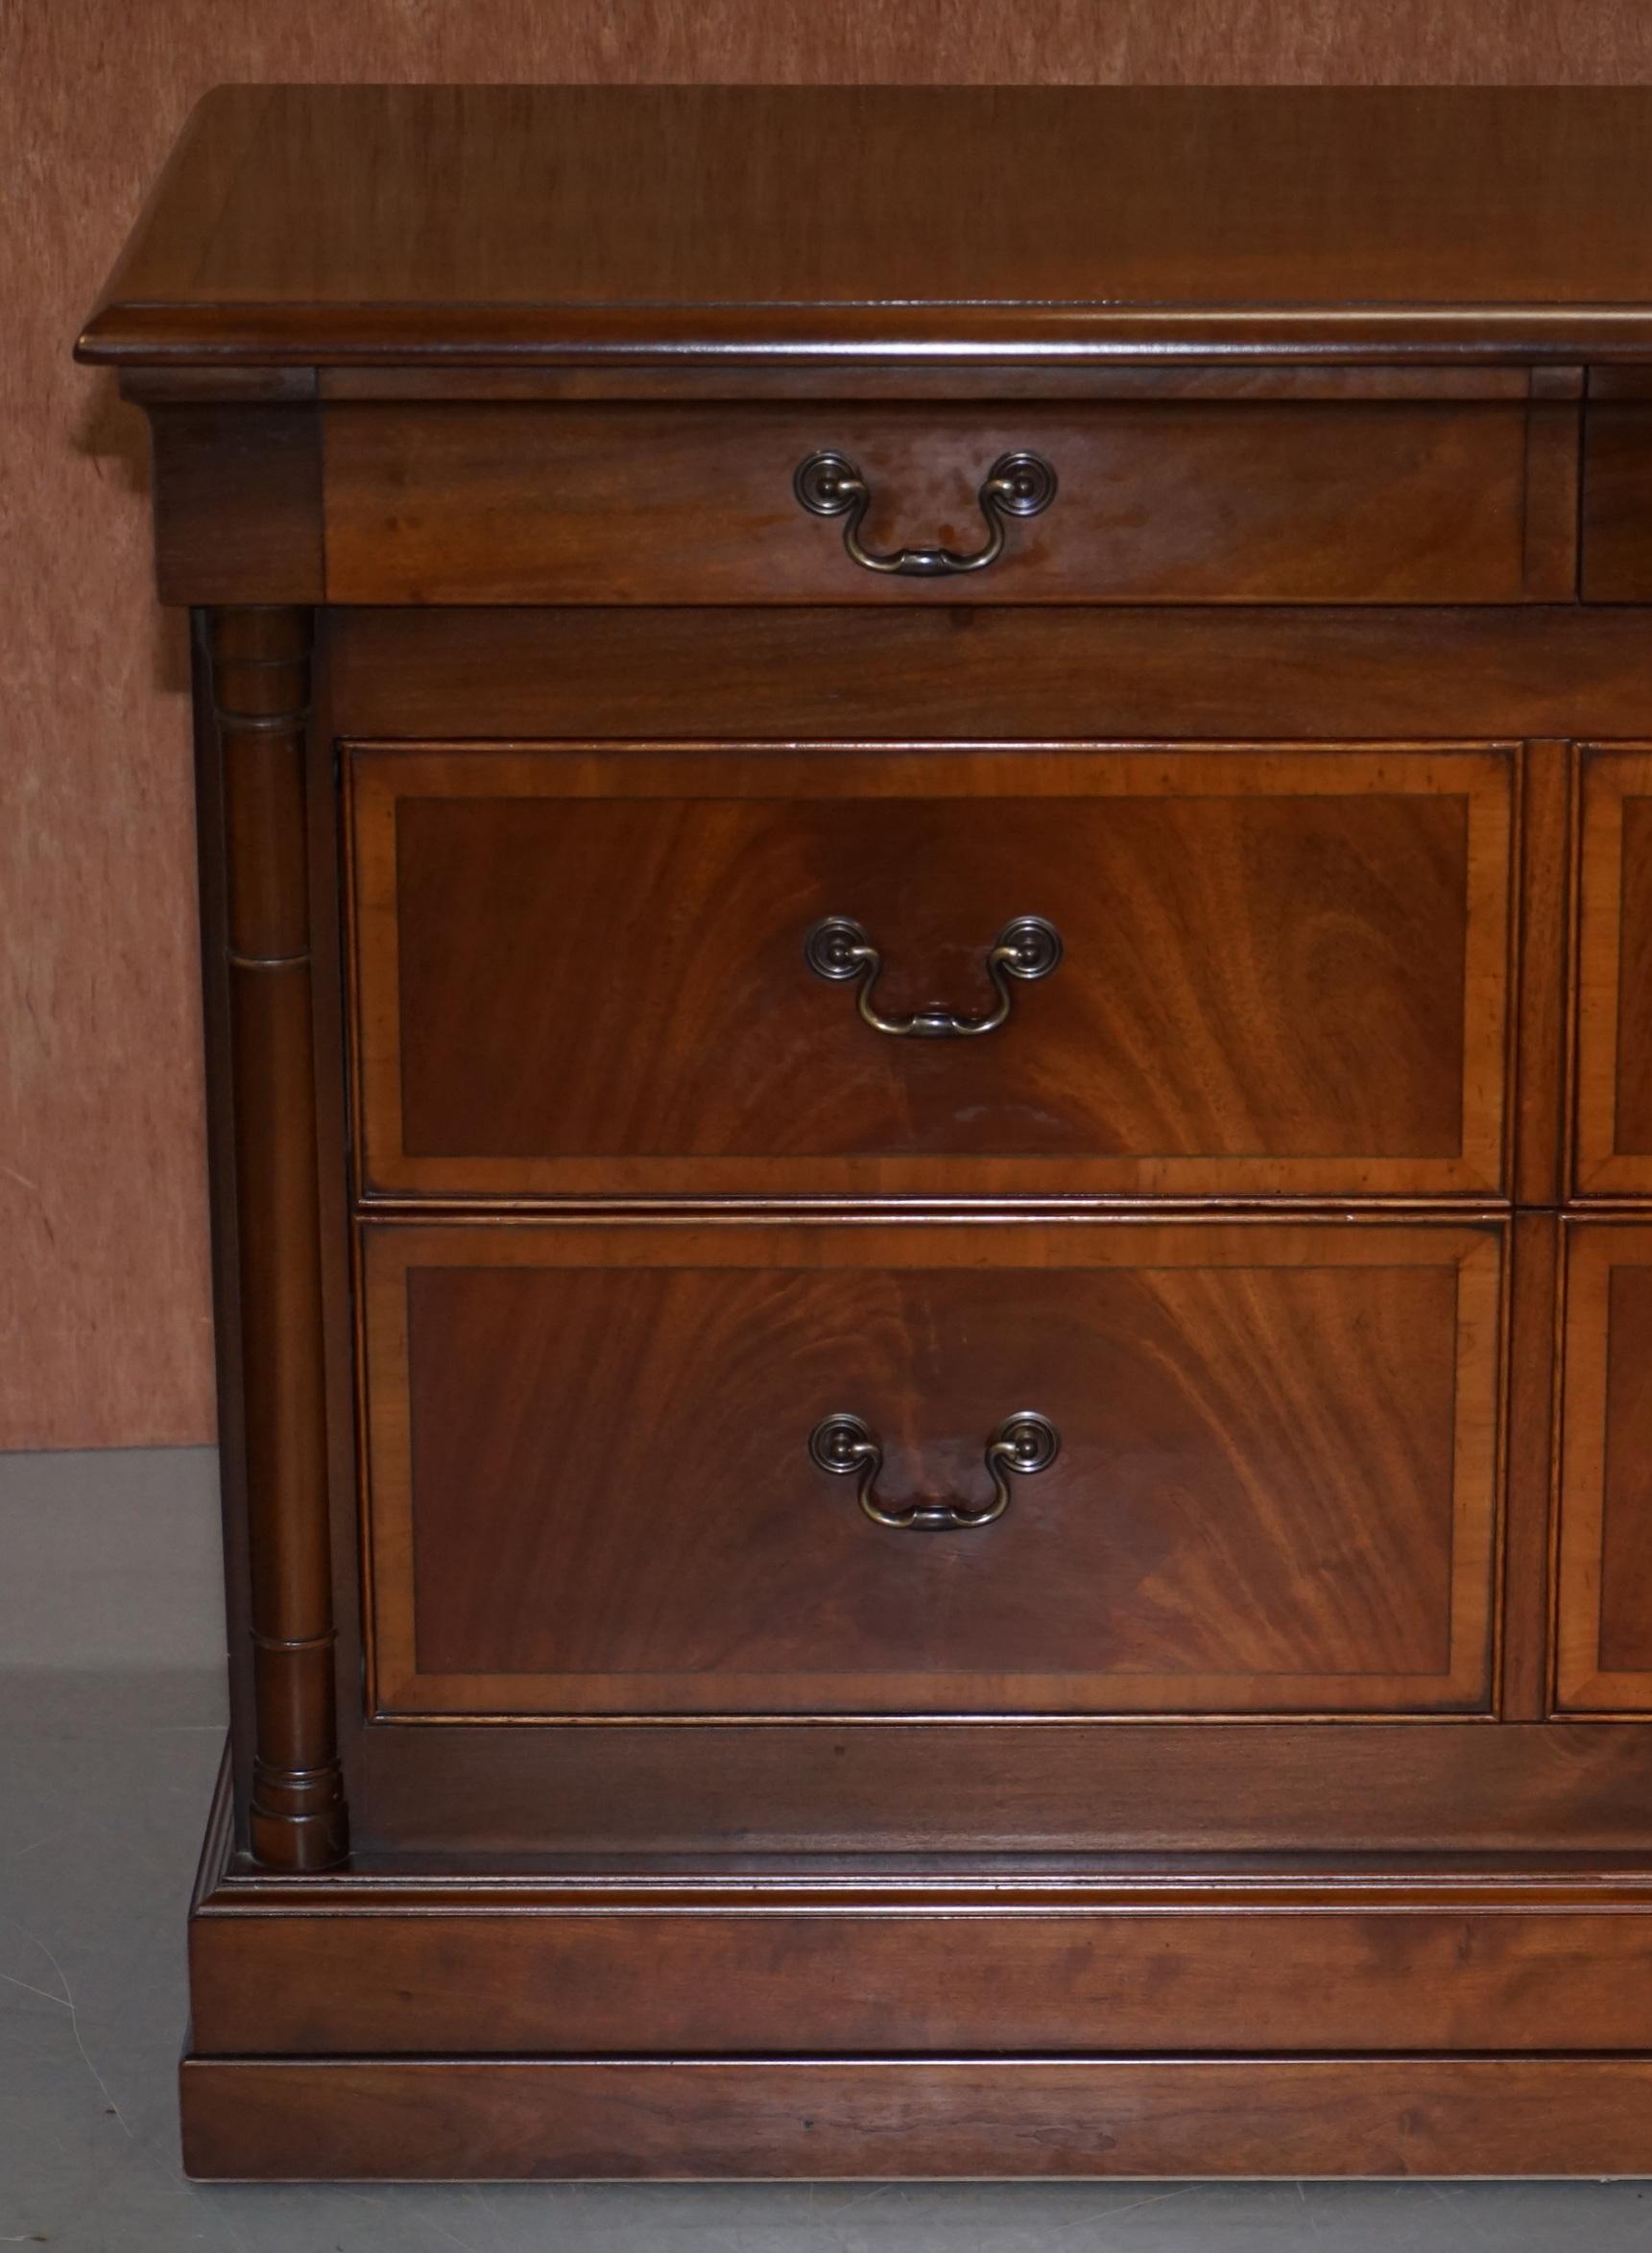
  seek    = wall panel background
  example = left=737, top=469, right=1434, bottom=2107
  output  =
left=8, top=2, right=1652, bottom=1448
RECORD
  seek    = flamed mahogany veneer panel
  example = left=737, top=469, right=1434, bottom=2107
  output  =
left=359, top=1219, right=1500, bottom=1720
left=176, top=2054, right=1652, bottom=2185
left=1556, top=1226, right=1652, bottom=1713
left=1577, top=749, right=1652, bottom=1193
left=1617, top=798, right=1652, bottom=1154
left=348, top=744, right=1510, bottom=1202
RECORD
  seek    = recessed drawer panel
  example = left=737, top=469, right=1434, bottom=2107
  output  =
left=323, top=400, right=1539, bottom=606
left=347, top=742, right=1512, bottom=1201
left=1556, top=1225, right=1652, bottom=1714
left=360, top=1219, right=1501, bottom=1720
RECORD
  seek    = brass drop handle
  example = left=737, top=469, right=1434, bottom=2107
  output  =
left=808, top=1411, right=1060, bottom=1532
left=793, top=448, right=1057, bottom=576
left=804, top=914, right=1062, bottom=1038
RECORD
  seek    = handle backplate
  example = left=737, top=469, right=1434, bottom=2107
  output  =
left=804, top=914, right=1062, bottom=1038
left=808, top=1410, right=1060, bottom=1532
left=794, top=448, right=1057, bottom=577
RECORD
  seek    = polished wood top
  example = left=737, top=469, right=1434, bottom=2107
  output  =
left=77, top=85, right=1652, bottom=367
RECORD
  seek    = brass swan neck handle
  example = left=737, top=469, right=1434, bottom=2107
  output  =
left=793, top=448, right=1057, bottom=577
left=804, top=915, right=1063, bottom=1038
left=808, top=1411, right=1061, bottom=1532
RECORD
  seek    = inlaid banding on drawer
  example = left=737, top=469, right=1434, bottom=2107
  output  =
left=321, top=399, right=1541, bottom=605
left=347, top=742, right=1513, bottom=1201
left=359, top=1218, right=1502, bottom=1720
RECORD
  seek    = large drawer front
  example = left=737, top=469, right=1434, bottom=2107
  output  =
left=359, top=1219, right=1501, bottom=1720
left=348, top=742, right=1512, bottom=1201
left=323, top=399, right=1539, bottom=606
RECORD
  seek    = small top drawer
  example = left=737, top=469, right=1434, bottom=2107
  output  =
left=347, top=739, right=1513, bottom=1202
left=322, top=395, right=1548, bottom=606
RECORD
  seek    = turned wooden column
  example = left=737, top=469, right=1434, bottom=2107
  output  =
left=206, top=607, right=347, bottom=1871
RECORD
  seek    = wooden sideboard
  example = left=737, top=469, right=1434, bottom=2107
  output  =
left=78, top=84, right=1652, bottom=2180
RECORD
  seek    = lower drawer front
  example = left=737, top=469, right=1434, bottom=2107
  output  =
left=360, top=1219, right=1500, bottom=1720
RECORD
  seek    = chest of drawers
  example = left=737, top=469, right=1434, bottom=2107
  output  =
left=79, top=84, right=1652, bottom=2180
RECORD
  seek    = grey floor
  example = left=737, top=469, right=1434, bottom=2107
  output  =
left=8, top=1453, right=1652, bottom=2247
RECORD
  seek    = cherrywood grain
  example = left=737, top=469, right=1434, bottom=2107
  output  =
left=359, top=1218, right=1500, bottom=1719
left=1555, top=1223, right=1652, bottom=1713
left=344, top=1713, right=1652, bottom=1858
left=327, top=605, right=1652, bottom=745
left=322, top=400, right=1535, bottom=605
left=1574, top=747, right=1652, bottom=1193
left=351, top=743, right=1511, bottom=1202
left=148, top=402, right=323, bottom=603
left=177, top=2052, right=1652, bottom=2182
left=188, top=1872, right=1652, bottom=2058
left=76, top=86, right=1652, bottom=368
